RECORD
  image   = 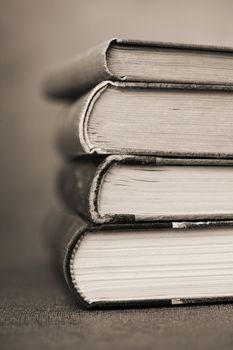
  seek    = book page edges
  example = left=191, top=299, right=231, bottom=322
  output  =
left=67, top=216, right=233, bottom=309
left=90, top=155, right=233, bottom=224
left=60, top=81, right=233, bottom=157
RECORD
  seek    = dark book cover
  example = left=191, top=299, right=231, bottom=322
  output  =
left=57, top=155, right=233, bottom=224
left=50, top=209, right=233, bottom=309
left=56, top=81, right=233, bottom=158
left=44, top=38, right=233, bottom=100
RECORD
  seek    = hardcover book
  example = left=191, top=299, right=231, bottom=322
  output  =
left=54, top=210, right=233, bottom=309
left=56, top=82, right=233, bottom=158
left=57, top=155, right=233, bottom=224
left=44, top=38, right=233, bottom=100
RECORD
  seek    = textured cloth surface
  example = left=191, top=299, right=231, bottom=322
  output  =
left=1, top=263, right=233, bottom=350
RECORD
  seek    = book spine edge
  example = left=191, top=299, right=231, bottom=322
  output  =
left=44, top=40, right=115, bottom=100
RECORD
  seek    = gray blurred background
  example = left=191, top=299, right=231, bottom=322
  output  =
left=1, top=0, right=233, bottom=266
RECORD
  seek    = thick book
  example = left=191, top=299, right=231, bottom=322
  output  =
left=54, top=210, right=233, bottom=309
left=44, top=38, right=233, bottom=100
left=56, top=82, right=233, bottom=158
left=57, top=155, right=233, bottom=224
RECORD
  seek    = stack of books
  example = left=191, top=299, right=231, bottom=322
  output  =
left=45, top=39, right=233, bottom=309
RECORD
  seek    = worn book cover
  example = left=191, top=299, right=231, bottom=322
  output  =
left=56, top=81, right=233, bottom=158
left=44, top=38, right=233, bottom=100
left=57, top=155, right=233, bottom=224
left=50, top=209, right=233, bottom=309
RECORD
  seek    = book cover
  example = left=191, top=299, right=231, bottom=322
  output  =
left=56, top=81, right=233, bottom=158
left=44, top=38, right=233, bottom=100
left=57, top=155, right=233, bottom=224
left=51, top=209, right=233, bottom=309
